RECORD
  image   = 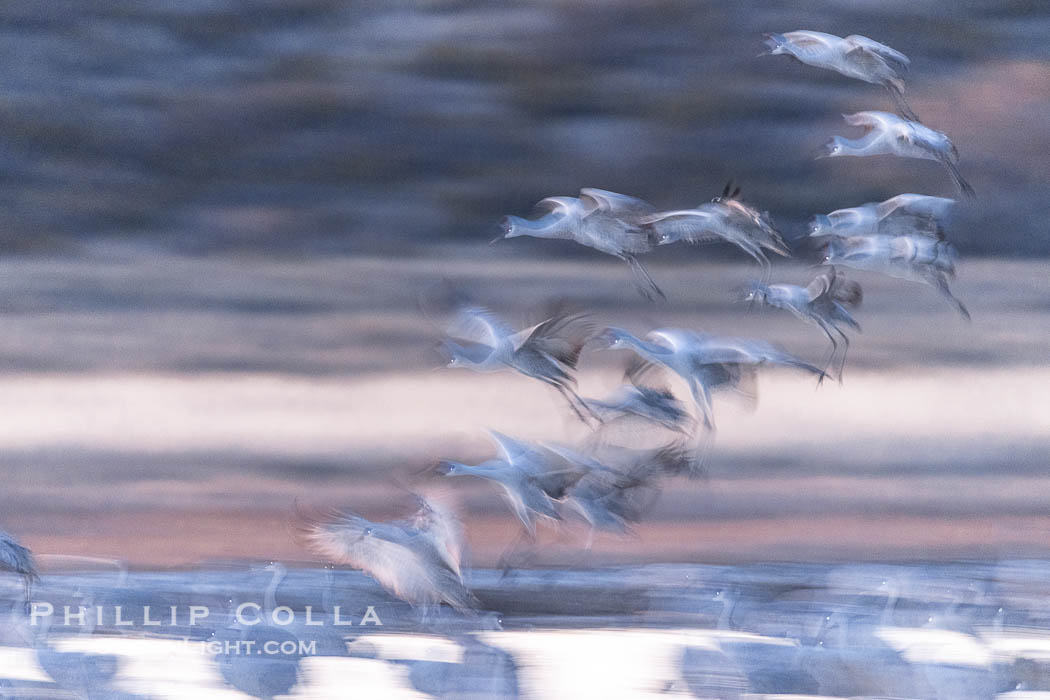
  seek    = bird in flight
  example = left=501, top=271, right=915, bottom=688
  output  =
left=809, top=193, right=954, bottom=240
left=642, top=183, right=790, bottom=278
left=762, top=30, right=919, bottom=121
left=744, top=268, right=863, bottom=382
left=822, top=233, right=970, bottom=320
left=300, top=496, right=476, bottom=614
left=496, top=188, right=666, bottom=300
left=441, top=304, right=597, bottom=424
left=438, top=430, right=589, bottom=537
left=600, top=327, right=824, bottom=430
left=819, top=112, right=975, bottom=198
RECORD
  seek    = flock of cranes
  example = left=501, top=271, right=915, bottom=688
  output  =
left=290, top=29, right=976, bottom=614
left=1, top=29, right=976, bottom=630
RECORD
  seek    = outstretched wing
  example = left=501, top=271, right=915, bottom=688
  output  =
left=640, top=209, right=726, bottom=244
left=843, top=35, right=910, bottom=72
left=875, top=194, right=954, bottom=239
left=410, top=497, right=466, bottom=580
left=529, top=445, right=591, bottom=499
left=698, top=362, right=759, bottom=406
left=514, top=308, right=594, bottom=369
left=535, top=196, right=587, bottom=217
left=878, top=194, right=954, bottom=221
left=888, top=193, right=954, bottom=216
left=842, top=111, right=898, bottom=135
left=624, top=354, right=675, bottom=394
left=567, top=452, right=665, bottom=529
left=633, top=440, right=695, bottom=479
left=487, top=430, right=545, bottom=466
left=0, top=535, right=36, bottom=580
left=447, top=305, right=514, bottom=347
left=648, top=328, right=705, bottom=353
left=781, top=30, right=842, bottom=54
left=806, top=267, right=863, bottom=306
left=579, top=188, right=656, bottom=220
left=304, top=513, right=429, bottom=597
left=303, top=508, right=475, bottom=610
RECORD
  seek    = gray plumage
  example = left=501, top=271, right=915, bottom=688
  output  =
left=809, top=193, right=955, bottom=240
left=497, top=188, right=665, bottom=300
left=441, top=305, right=597, bottom=423
left=601, top=327, right=824, bottom=430
left=439, top=431, right=588, bottom=536
left=819, top=112, right=975, bottom=198
left=823, top=233, right=970, bottom=320
left=745, top=268, right=863, bottom=382
left=762, top=30, right=918, bottom=121
left=557, top=441, right=694, bottom=542
left=582, top=360, right=695, bottom=435
left=642, top=184, right=790, bottom=275
left=301, top=498, right=476, bottom=613
left=0, top=528, right=37, bottom=603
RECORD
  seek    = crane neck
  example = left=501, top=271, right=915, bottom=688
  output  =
left=505, top=213, right=565, bottom=238
left=835, top=133, right=881, bottom=155
left=717, top=590, right=737, bottom=631
left=264, top=563, right=286, bottom=616
left=880, top=580, right=900, bottom=626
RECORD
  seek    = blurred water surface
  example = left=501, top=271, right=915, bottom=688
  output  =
left=6, top=560, right=1050, bottom=697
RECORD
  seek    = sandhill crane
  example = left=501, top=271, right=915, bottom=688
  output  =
left=32, top=589, right=131, bottom=700
left=745, top=268, right=863, bottom=381
left=209, top=564, right=316, bottom=699
left=497, top=188, right=666, bottom=300
left=582, top=360, right=695, bottom=435
left=809, top=193, right=954, bottom=240
left=642, top=183, right=790, bottom=278
left=600, top=327, right=824, bottom=430
left=822, top=233, right=970, bottom=319
left=300, top=497, right=476, bottom=614
left=555, top=441, right=693, bottom=547
left=441, top=305, right=597, bottom=423
left=820, top=111, right=975, bottom=198
left=762, top=30, right=919, bottom=121
left=438, top=431, right=587, bottom=537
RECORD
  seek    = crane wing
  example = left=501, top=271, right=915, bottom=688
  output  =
left=842, top=111, right=896, bottom=135
left=579, top=188, right=656, bottom=220
left=0, top=535, right=36, bottom=579
left=844, top=35, right=910, bottom=71
left=486, top=430, right=545, bottom=466
left=447, top=306, right=514, bottom=347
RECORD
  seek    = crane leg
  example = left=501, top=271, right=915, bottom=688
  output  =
left=815, top=319, right=839, bottom=386
left=833, top=324, right=852, bottom=383
left=624, top=254, right=666, bottom=302
left=927, top=271, right=971, bottom=321
left=554, top=383, right=602, bottom=427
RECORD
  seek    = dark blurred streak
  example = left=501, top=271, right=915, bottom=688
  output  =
left=0, top=1, right=1047, bottom=254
